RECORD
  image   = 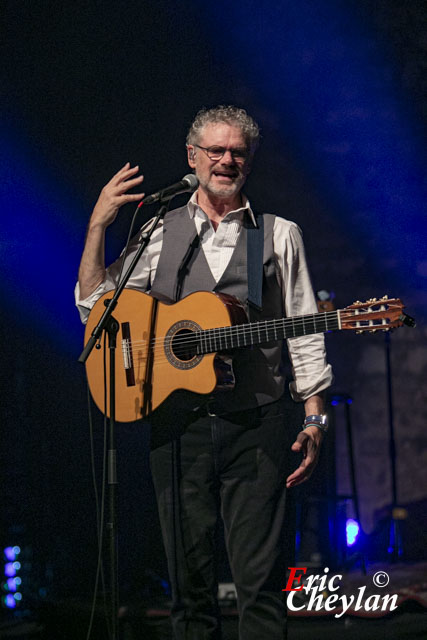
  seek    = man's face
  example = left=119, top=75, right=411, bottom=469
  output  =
left=187, top=123, right=252, bottom=199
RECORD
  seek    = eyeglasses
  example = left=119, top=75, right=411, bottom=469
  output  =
left=193, top=144, right=249, bottom=162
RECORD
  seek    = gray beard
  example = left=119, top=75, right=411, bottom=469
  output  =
left=197, top=172, right=245, bottom=199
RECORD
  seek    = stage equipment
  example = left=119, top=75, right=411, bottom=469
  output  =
left=384, top=329, right=414, bottom=562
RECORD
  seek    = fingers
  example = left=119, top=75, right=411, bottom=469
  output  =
left=111, top=162, right=131, bottom=183
left=106, top=164, right=145, bottom=201
left=112, top=163, right=143, bottom=187
left=90, top=164, right=145, bottom=228
left=116, top=175, right=144, bottom=195
left=112, top=165, right=145, bottom=205
left=286, top=454, right=316, bottom=488
left=286, top=430, right=320, bottom=489
left=286, top=448, right=316, bottom=488
left=118, top=191, right=145, bottom=203
left=113, top=161, right=132, bottom=178
left=290, top=431, right=309, bottom=452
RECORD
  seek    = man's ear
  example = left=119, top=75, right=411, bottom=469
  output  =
left=187, top=145, right=196, bottom=168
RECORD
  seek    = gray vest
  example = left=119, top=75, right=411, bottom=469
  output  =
left=151, top=205, right=285, bottom=412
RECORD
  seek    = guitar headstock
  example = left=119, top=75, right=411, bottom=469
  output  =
left=340, top=296, right=410, bottom=333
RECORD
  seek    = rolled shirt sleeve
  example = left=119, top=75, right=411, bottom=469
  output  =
left=74, top=218, right=163, bottom=324
left=273, top=218, right=333, bottom=402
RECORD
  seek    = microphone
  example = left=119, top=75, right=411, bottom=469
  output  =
left=140, top=174, right=199, bottom=206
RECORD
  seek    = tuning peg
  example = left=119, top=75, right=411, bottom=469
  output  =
left=353, top=300, right=362, bottom=305
left=356, top=330, right=364, bottom=334
left=369, top=329, right=377, bottom=334
left=381, top=295, right=389, bottom=301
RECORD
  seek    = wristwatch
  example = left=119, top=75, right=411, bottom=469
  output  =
left=302, top=414, right=328, bottom=433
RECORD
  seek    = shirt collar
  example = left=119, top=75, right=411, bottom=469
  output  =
left=187, top=191, right=257, bottom=227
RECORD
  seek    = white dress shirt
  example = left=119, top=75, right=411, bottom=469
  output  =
left=75, top=193, right=333, bottom=401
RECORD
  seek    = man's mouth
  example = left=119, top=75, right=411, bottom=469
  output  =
left=212, top=171, right=238, bottom=180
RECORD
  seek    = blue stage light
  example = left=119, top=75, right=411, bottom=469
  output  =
left=4, top=548, right=16, bottom=562
left=3, top=546, right=23, bottom=608
left=346, top=518, right=360, bottom=546
left=194, top=0, right=427, bottom=290
left=4, top=594, right=16, bottom=609
left=0, top=125, right=84, bottom=354
left=6, top=578, right=17, bottom=592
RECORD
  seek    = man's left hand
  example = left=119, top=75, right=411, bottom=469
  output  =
left=286, top=426, right=324, bottom=488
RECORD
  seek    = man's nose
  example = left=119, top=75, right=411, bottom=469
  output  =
left=220, top=150, right=235, bottom=164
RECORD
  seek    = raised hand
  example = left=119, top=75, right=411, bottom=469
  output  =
left=78, top=163, right=144, bottom=300
left=90, top=162, right=145, bottom=228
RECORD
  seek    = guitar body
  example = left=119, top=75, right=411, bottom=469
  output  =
left=84, top=289, right=247, bottom=422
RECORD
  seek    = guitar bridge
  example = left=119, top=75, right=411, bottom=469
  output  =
left=121, top=322, right=135, bottom=386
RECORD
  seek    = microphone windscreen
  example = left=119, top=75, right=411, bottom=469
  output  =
left=183, top=174, right=199, bottom=190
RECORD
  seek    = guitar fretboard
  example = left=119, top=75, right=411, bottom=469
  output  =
left=196, top=310, right=340, bottom=354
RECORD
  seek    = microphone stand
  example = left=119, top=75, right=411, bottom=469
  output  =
left=385, top=331, right=404, bottom=562
left=78, top=202, right=168, bottom=640
left=382, top=313, right=415, bottom=561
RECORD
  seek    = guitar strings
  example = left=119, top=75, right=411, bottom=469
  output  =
left=122, top=306, right=389, bottom=354
left=116, top=310, right=353, bottom=368
left=120, top=306, right=391, bottom=369
left=125, top=310, right=341, bottom=351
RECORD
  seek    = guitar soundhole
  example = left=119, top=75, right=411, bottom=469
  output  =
left=165, top=320, right=203, bottom=370
left=172, top=329, right=197, bottom=361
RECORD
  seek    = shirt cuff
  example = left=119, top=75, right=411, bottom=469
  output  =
left=74, top=280, right=112, bottom=324
left=289, top=363, right=334, bottom=402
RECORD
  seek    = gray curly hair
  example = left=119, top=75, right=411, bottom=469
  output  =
left=186, top=105, right=260, bottom=153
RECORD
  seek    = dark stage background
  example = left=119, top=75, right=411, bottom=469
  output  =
left=1, top=0, right=426, bottom=633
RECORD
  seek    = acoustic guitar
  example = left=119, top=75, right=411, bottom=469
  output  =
left=84, top=289, right=409, bottom=422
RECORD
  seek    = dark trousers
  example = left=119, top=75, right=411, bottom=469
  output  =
left=150, top=396, right=290, bottom=640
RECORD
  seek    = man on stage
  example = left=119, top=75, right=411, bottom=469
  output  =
left=75, top=105, right=333, bottom=639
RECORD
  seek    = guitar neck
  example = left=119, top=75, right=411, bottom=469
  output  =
left=197, top=310, right=340, bottom=354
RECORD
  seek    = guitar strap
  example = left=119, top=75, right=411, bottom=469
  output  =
left=246, top=211, right=264, bottom=321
